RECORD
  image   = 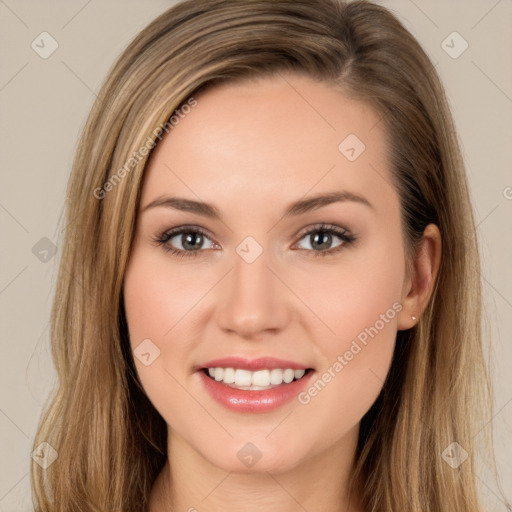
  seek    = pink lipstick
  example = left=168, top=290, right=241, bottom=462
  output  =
left=197, top=356, right=314, bottom=413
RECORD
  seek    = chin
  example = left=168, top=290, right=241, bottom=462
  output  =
left=196, top=435, right=307, bottom=475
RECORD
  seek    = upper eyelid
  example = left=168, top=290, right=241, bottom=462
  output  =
left=159, top=225, right=215, bottom=242
left=295, top=223, right=349, bottom=236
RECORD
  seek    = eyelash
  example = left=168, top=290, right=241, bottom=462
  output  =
left=152, top=223, right=357, bottom=259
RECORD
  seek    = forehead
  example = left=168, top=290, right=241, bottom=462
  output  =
left=139, top=73, right=396, bottom=219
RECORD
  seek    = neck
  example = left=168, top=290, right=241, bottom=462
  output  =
left=149, top=426, right=364, bottom=512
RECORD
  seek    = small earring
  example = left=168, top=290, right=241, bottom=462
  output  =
left=412, top=316, right=417, bottom=321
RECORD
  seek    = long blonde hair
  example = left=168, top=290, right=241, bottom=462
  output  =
left=31, top=1, right=501, bottom=510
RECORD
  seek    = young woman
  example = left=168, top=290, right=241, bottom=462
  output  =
left=31, top=0, right=503, bottom=510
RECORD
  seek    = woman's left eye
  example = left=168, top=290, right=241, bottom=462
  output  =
left=153, top=223, right=356, bottom=259
left=293, top=224, right=356, bottom=257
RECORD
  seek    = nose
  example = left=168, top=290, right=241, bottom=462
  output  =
left=215, top=246, right=291, bottom=339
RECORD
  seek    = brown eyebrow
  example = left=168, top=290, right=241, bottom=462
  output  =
left=141, top=191, right=374, bottom=220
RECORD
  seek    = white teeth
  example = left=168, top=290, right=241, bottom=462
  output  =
left=205, top=367, right=308, bottom=389
left=294, top=369, right=306, bottom=380
left=252, top=369, right=270, bottom=387
left=234, top=369, right=252, bottom=386
left=223, top=367, right=235, bottom=384
left=283, top=369, right=295, bottom=383
left=269, top=368, right=283, bottom=385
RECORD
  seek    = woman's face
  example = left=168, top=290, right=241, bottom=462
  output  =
left=123, top=73, right=409, bottom=474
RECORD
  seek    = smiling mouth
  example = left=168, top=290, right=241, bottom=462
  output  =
left=202, top=367, right=314, bottom=391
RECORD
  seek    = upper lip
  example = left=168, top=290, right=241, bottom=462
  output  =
left=197, top=356, right=311, bottom=372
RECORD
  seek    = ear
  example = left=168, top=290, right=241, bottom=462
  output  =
left=397, top=223, right=442, bottom=330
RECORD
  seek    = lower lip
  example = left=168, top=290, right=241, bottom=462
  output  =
left=198, top=370, right=314, bottom=413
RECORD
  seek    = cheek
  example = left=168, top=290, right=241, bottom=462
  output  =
left=292, top=227, right=404, bottom=351
left=123, top=248, right=211, bottom=350
left=123, top=248, right=227, bottom=428
left=122, top=250, right=193, bottom=405
left=292, top=233, right=404, bottom=424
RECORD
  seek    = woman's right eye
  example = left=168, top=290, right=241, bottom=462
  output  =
left=153, top=226, right=218, bottom=258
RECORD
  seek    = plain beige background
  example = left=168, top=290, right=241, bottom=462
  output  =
left=0, top=0, right=511, bottom=510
